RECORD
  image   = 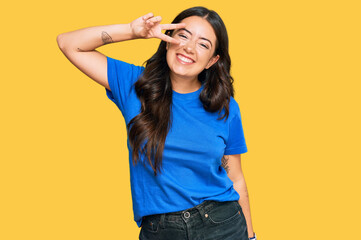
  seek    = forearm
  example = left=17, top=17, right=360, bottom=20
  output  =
left=233, top=178, right=254, bottom=238
left=57, top=23, right=136, bottom=52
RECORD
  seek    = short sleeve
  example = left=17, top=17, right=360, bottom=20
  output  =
left=224, top=103, right=248, bottom=155
left=105, top=56, right=145, bottom=114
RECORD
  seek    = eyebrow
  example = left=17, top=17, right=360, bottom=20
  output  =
left=176, top=28, right=213, bottom=47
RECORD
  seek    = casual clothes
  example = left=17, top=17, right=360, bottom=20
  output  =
left=105, top=56, right=248, bottom=228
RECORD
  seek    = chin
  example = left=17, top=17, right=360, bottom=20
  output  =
left=172, top=67, right=198, bottom=78
left=168, top=63, right=186, bottom=74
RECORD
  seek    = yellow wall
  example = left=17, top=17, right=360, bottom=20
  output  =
left=1, top=0, right=360, bottom=239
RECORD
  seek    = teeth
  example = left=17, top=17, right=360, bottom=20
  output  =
left=178, top=55, right=193, bottom=63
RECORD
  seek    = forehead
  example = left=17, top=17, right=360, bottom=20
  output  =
left=176, top=16, right=217, bottom=42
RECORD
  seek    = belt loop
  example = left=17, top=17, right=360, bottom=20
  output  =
left=159, top=213, right=166, bottom=229
left=195, top=201, right=209, bottom=224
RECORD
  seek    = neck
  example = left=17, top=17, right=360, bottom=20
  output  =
left=170, top=72, right=201, bottom=93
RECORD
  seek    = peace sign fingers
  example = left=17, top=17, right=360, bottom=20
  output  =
left=160, top=22, right=186, bottom=31
left=157, top=33, right=181, bottom=45
left=131, top=13, right=187, bottom=43
left=157, top=22, right=186, bottom=44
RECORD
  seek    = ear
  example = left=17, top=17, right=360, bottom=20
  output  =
left=205, top=54, right=220, bottom=69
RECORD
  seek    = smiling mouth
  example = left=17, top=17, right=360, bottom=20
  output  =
left=176, top=54, right=195, bottom=64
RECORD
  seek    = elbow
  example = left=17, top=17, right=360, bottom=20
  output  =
left=56, top=34, right=67, bottom=50
left=233, top=178, right=248, bottom=194
left=234, top=185, right=249, bottom=199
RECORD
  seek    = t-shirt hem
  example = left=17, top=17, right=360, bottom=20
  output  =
left=224, top=146, right=248, bottom=155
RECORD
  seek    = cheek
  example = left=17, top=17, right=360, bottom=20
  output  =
left=178, top=38, right=187, bottom=46
left=166, top=45, right=182, bottom=62
left=166, top=48, right=177, bottom=66
left=198, top=53, right=213, bottom=66
left=166, top=51, right=171, bottom=65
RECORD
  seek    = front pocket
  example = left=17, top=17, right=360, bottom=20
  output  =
left=234, top=201, right=243, bottom=211
left=142, top=216, right=160, bottom=233
left=207, top=201, right=241, bottom=225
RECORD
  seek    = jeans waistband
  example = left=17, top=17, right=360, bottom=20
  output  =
left=144, top=200, right=235, bottom=219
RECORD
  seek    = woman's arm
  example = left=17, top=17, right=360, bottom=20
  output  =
left=57, top=12, right=185, bottom=52
left=222, top=154, right=255, bottom=238
left=56, top=13, right=185, bottom=90
left=56, top=23, right=135, bottom=90
left=57, top=23, right=135, bottom=52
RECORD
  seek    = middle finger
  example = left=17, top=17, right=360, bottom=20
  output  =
left=161, top=23, right=186, bottom=30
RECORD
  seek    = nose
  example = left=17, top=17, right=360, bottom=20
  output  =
left=183, top=39, right=196, bottom=53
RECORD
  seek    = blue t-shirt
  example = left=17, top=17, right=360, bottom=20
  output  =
left=105, top=56, right=248, bottom=228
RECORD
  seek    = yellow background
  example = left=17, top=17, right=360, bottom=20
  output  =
left=1, top=0, right=360, bottom=239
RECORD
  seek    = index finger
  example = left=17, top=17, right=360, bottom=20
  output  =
left=158, top=33, right=181, bottom=45
left=160, top=22, right=186, bottom=30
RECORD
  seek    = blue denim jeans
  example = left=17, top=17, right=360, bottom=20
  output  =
left=139, top=200, right=248, bottom=240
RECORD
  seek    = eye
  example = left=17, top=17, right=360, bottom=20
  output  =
left=200, top=43, right=209, bottom=49
left=178, top=34, right=187, bottom=39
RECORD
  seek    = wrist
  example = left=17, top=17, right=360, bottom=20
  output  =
left=249, top=232, right=256, bottom=240
left=127, top=23, right=137, bottom=40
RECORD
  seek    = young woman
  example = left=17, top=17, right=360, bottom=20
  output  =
left=57, top=6, right=256, bottom=240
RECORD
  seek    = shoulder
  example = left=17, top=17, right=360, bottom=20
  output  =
left=228, top=96, right=241, bottom=118
left=107, top=56, right=145, bottom=76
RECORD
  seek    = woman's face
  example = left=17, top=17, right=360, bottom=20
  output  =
left=166, top=16, right=220, bottom=81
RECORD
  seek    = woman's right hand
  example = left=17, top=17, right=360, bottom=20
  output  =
left=130, top=12, right=186, bottom=44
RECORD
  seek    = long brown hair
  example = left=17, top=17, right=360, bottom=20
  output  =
left=128, top=6, right=235, bottom=176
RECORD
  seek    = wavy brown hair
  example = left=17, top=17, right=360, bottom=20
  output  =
left=127, top=6, right=235, bottom=176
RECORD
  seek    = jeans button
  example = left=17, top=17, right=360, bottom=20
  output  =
left=184, top=211, right=190, bottom=218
